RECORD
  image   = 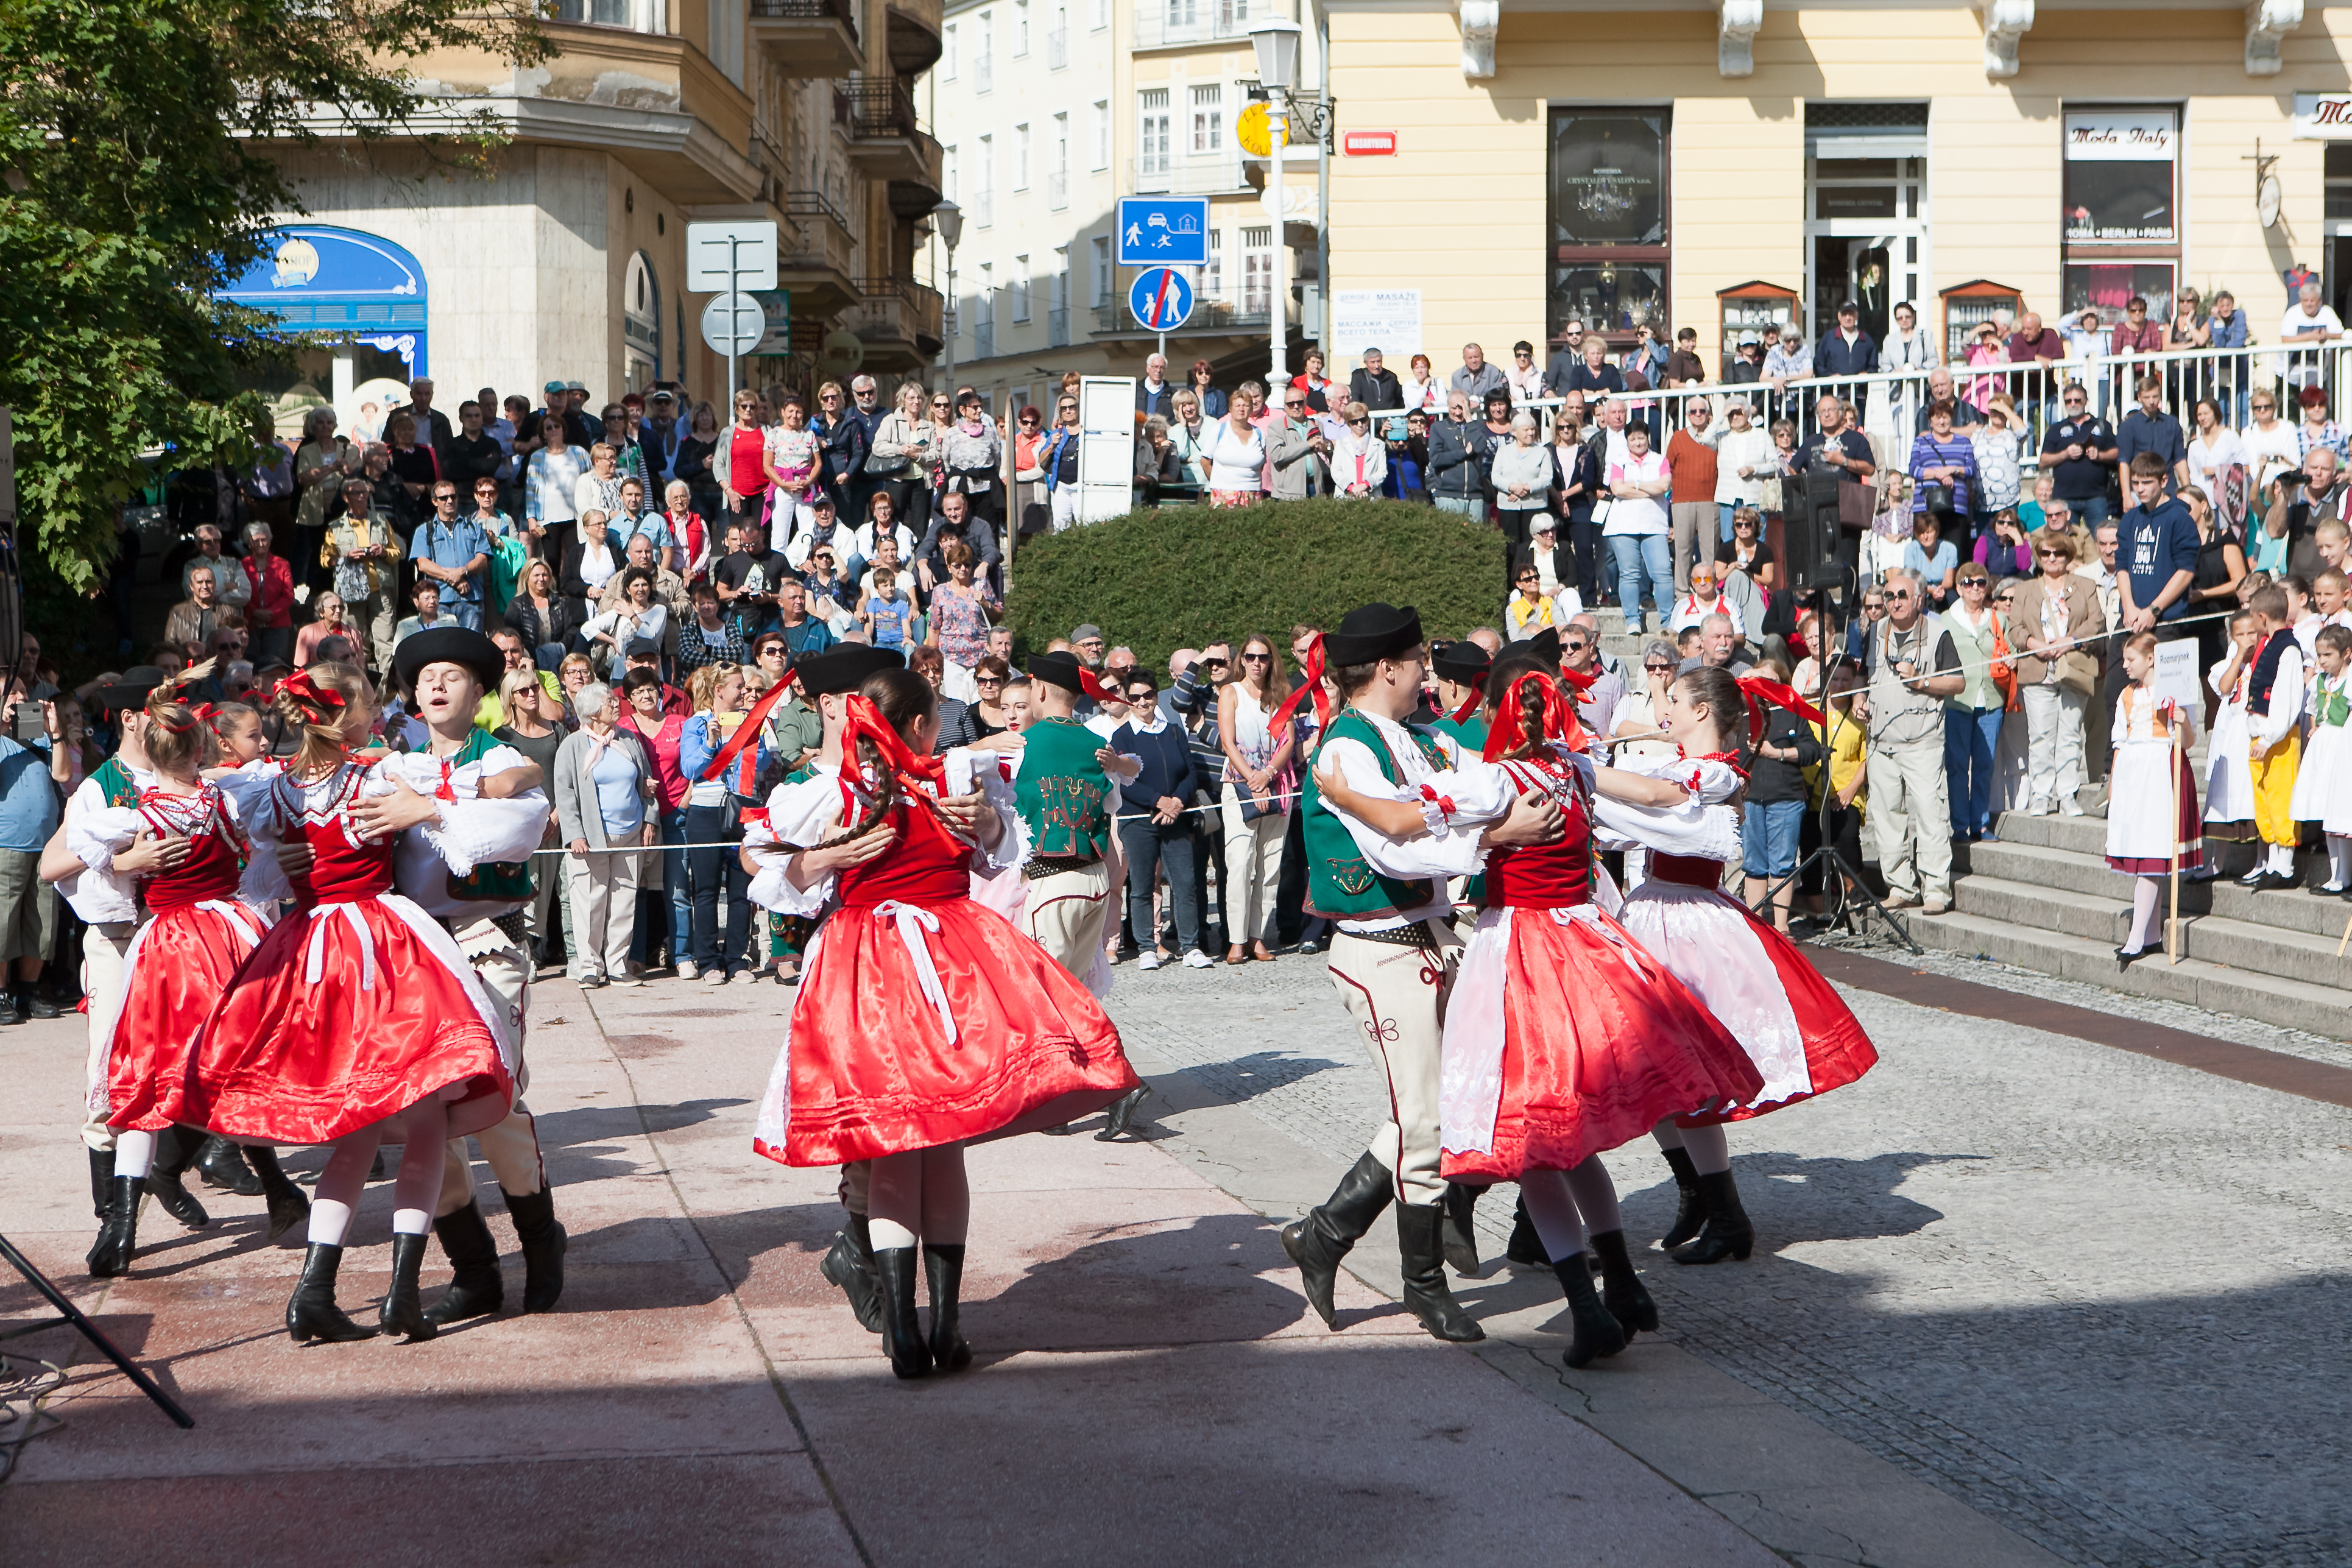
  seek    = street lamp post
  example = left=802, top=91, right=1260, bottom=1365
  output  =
left=1248, top=18, right=1302, bottom=395
left=934, top=197, right=964, bottom=395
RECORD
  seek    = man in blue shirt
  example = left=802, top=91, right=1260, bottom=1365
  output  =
left=2114, top=375, right=2190, bottom=496
left=2038, top=385, right=2120, bottom=524
left=2117, top=452, right=2200, bottom=634
left=412, top=481, right=491, bottom=630
left=0, top=682, right=68, bottom=1026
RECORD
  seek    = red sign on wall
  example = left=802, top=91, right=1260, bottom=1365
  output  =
left=1341, top=130, right=1397, bottom=157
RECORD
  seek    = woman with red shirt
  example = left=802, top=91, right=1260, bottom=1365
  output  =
left=241, top=521, right=298, bottom=667
left=712, top=387, right=772, bottom=549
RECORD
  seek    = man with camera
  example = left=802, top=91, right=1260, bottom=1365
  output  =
left=0, top=654, right=69, bottom=1027
left=2264, top=447, right=2346, bottom=582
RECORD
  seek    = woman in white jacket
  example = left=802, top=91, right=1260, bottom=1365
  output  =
left=1327, top=400, right=1390, bottom=499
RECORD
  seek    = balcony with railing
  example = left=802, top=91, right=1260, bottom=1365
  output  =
left=847, top=277, right=947, bottom=369
left=886, top=0, right=944, bottom=75
left=1134, top=0, right=1287, bottom=51
left=1093, top=298, right=1271, bottom=336
left=1128, top=155, right=1252, bottom=197
left=750, top=0, right=862, bottom=76
left=833, top=77, right=945, bottom=208
left=779, top=189, right=861, bottom=316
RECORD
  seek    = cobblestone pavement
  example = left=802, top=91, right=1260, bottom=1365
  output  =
left=1104, top=947, right=2352, bottom=1568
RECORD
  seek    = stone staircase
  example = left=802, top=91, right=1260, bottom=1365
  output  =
left=1898, top=808, right=2352, bottom=1038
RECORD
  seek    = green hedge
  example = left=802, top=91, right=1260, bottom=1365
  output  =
left=1003, top=499, right=1506, bottom=673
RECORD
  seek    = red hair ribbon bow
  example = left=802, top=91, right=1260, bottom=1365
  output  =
left=1735, top=676, right=1826, bottom=746
left=274, top=671, right=345, bottom=711
left=1482, top=670, right=1588, bottom=761
left=1079, top=666, right=1123, bottom=704
left=194, top=703, right=220, bottom=722
left=836, top=693, right=949, bottom=817
left=697, top=663, right=793, bottom=785
left=1264, top=634, right=1331, bottom=742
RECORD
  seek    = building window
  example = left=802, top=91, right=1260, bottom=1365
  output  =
left=1090, top=0, right=1107, bottom=30
left=942, top=21, right=956, bottom=79
left=1167, top=0, right=1197, bottom=30
left=1050, top=113, right=1070, bottom=209
left=1013, top=257, right=1032, bottom=322
left=1014, top=122, right=1030, bottom=190
left=1547, top=108, right=1669, bottom=345
left=975, top=10, right=994, bottom=93
left=1014, top=0, right=1029, bottom=55
left=1053, top=247, right=1070, bottom=311
left=943, top=143, right=959, bottom=203
left=2061, top=105, right=2180, bottom=327
left=976, top=134, right=994, bottom=226
left=1091, top=101, right=1111, bottom=169
left=1242, top=224, right=1272, bottom=314
left=1139, top=89, right=1171, bottom=177
left=1190, top=84, right=1223, bottom=157
left=1204, top=228, right=1223, bottom=300
left=1048, top=0, right=1067, bottom=68
left=556, top=0, right=630, bottom=24
left=1092, top=235, right=1112, bottom=306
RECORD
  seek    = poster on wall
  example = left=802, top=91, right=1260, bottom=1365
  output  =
left=1330, top=289, right=1422, bottom=364
left=2063, top=110, right=2177, bottom=244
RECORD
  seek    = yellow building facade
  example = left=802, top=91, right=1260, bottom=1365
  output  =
left=1324, top=2, right=2352, bottom=376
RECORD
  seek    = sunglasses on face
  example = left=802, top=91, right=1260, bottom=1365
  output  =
left=976, top=676, right=1004, bottom=687
left=1886, top=590, right=1915, bottom=601
left=1644, top=662, right=1673, bottom=674
left=1563, top=640, right=1591, bottom=654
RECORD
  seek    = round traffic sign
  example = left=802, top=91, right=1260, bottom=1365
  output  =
left=1128, top=267, right=1195, bottom=333
left=700, top=291, right=765, bottom=356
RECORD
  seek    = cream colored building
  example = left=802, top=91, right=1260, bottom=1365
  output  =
left=927, top=0, right=1325, bottom=412
left=231, top=0, right=945, bottom=432
left=1323, top=1, right=2352, bottom=380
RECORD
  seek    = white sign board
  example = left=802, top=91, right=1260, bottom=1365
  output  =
left=701, top=292, right=765, bottom=356
left=2063, top=110, right=2176, bottom=161
left=2153, top=637, right=2202, bottom=718
left=1076, top=376, right=1138, bottom=524
left=1330, top=289, right=1422, bottom=364
left=685, top=221, right=778, bottom=292
left=2294, top=93, right=2352, bottom=138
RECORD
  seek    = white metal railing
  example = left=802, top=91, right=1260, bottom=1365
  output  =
left=1134, top=0, right=1278, bottom=49
left=1128, top=156, right=1249, bottom=197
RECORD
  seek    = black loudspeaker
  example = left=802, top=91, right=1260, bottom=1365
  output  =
left=1786, top=467, right=1845, bottom=594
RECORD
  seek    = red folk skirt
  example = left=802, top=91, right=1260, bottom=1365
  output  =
left=97, top=900, right=270, bottom=1132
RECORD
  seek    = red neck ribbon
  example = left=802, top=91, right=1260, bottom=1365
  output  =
left=1446, top=676, right=1486, bottom=727
left=1481, top=671, right=1588, bottom=760
left=1734, top=676, right=1827, bottom=745
left=835, top=693, right=948, bottom=817
left=697, top=665, right=793, bottom=786
left=1263, top=634, right=1330, bottom=741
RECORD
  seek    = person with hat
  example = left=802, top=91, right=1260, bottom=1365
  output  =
left=1277, top=603, right=1567, bottom=1344
left=1427, top=640, right=1491, bottom=751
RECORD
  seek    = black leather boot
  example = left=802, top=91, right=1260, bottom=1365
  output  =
left=86, top=1174, right=144, bottom=1277
left=245, top=1146, right=311, bottom=1240
left=819, top=1215, right=883, bottom=1334
left=873, top=1247, right=931, bottom=1380
left=1396, top=1203, right=1486, bottom=1343
left=1587, top=1229, right=1658, bottom=1339
left=284, top=1243, right=376, bottom=1344
left=1505, top=1195, right=1545, bottom=1267
left=1094, top=1084, right=1150, bottom=1141
left=923, top=1243, right=972, bottom=1372
left=88, top=1147, right=115, bottom=1220
left=1439, top=1181, right=1486, bottom=1276
left=196, top=1134, right=263, bottom=1195
left=1553, top=1252, right=1628, bottom=1369
left=1659, top=1145, right=1706, bottom=1250
left=502, top=1186, right=568, bottom=1313
left=1279, top=1151, right=1396, bottom=1329
left=146, top=1128, right=211, bottom=1231
left=378, top=1232, right=437, bottom=1342
left=1671, top=1171, right=1754, bottom=1266
left=423, top=1201, right=504, bottom=1327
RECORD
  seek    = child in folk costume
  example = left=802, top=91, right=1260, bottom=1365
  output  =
left=79, top=669, right=292, bottom=1277
left=747, top=665, right=1141, bottom=1380
left=1313, top=655, right=1762, bottom=1370
left=2106, top=632, right=2205, bottom=966
left=2240, top=584, right=2306, bottom=892
left=2290, top=624, right=2352, bottom=894
left=2197, top=610, right=2261, bottom=878
left=188, top=664, right=517, bottom=1345
left=1595, top=666, right=1881, bottom=1267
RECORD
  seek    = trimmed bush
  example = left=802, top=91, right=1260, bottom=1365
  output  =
left=1003, top=498, right=1506, bottom=671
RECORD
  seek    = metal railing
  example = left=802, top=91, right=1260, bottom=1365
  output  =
left=1048, top=306, right=1070, bottom=348
left=750, top=0, right=858, bottom=34
left=1134, top=0, right=1279, bottom=50
left=1047, top=26, right=1067, bottom=66
left=1095, top=298, right=1270, bottom=334
left=832, top=77, right=922, bottom=141
left=1128, top=155, right=1249, bottom=197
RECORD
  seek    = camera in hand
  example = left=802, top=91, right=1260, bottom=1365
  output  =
left=2280, top=469, right=2309, bottom=489
left=10, top=702, right=43, bottom=743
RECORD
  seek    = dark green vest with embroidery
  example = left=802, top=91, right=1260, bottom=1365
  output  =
left=1302, top=709, right=1444, bottom=919
left=92, top=757, right=142, bottom=809
left=444, top=728, right=535, bottom=904
left=1014, top=717, right=1111, bottom=861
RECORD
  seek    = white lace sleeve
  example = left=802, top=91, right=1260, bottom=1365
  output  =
left=746, top=774, right=846, bottom=914
left=1407, top=758, right=1520, bottom=839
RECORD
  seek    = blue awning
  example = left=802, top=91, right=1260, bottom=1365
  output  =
left=219, top=226, right=430, bottom=375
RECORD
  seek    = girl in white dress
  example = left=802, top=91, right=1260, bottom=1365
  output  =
left=2197, top=610, right=2261, bottom=877
left=2289, top=624, right=2352, bottom=892
left=2105, top=632, right=2204, bottom=967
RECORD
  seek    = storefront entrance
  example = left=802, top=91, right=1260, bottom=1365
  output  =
left=1803, top=105, right=1929, bottom=348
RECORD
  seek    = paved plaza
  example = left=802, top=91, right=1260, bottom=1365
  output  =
left=3, top=942, right=2347, bottom=1566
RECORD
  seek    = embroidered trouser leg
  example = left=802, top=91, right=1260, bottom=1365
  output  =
left=1325, top=922, right=1461, bottom=1207
left=1023, top=863, right=1112, bottom=983
left=440, top=919, right=545, bottom=1217
left=79, top=920, right=138, bottom=1152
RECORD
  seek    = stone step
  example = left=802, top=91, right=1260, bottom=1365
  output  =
left=1955, top=872, right=2352, bottom=989
left=1953, top=875, right=2130, bottom=945
left=1968, top=835, right=2352, bottom=939
left=1896, top=908, right=2352, bottom=1037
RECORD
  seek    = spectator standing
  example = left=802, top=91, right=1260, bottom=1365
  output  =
left=2183, top=484, right=2249, bottom=676
left=561, top=510, right=627, bottom=624
left=239, top=523, right=295, bottom=667
left=1970, top=395, right=2025, bottom=528
left=553, top=682, right=655, bottom=987
left=1941, top=565, right=2009, bottom=841
left=1425, top=391, right=1484, bottom=518
left=1329, top=403, right=1388, bottom=499
left=1909, top=399, right=1980, bottom=531
left=1398, top=353, right=1444, bottom=415
left=381, top=411, right=439, bottom=534
left=1550, top=399, right=1604, bottom=606
left=1136, top=353, right=1176, bottom=419
left=1504, top=341, right=1545, bottom=405
left=1882, top=301, right=1940, bottom=447
left=1562, top=334, right=1625, bottom=401
left=869, top=381, right=937, bottom=537
left=1290, top=348, right=1337, bottom=414
left=1762, top=328, right=1812, bottom=423
left=323, top=480, right=403, bottom=669
left=1111, top=671, right=1209, bottom=971
left=1605, top=421, right=1673, bottom=624
left=1450, top=342, right=1507, bottom=405
left=677, top=662, right=768, bottom=984
left=1713, top=400, right=1773, bottom=543
left=938, top=390, right=1005, bottom=534
left=2007, top=310, right=2068, bottom=411
left=811, top=380, right=869, bottom=519
left=2108, top=297, right=2166, bottom=396
left=2116, top=452, right=2201, bottom=636
left=180, top=525, right=250, bottom=612
left=526, top=414, right=589, bottom=568
left=1660, top=326, right=1707, bottom=387
left=711, top=389, right=772, bottom=545
left=444, top=398, right=504, bottom=501
left=2116, top=375, right=2191, bottom=495
left=2038, top=382, right=2119, bottom=525
left=1902, top=512, right=1960, bottom=613
left=2208, top=291, right=2253, bottom=423
left=1962, top=321, right=2006, bottom=415
left=1742, top=659, right=1824, bottom=934
left=2185, top=398, right=2249, bottom=534
left=2011, top=529, right=2105, bottom=816
left=2298, top=384, right=2350, bottom=468
left=291, top=408, right=348, bottom=593
left=2277, top=279, right=2343, bottom=391
left=617, top=666, right=691, bottom=970
left=1167, top=390, right=1212, bottom=496
left=1489, top=410, right=1551, bottom=569
left=1267, top=384, right=1330, bottom=501
left=0, top=685, right=66, bottom=1024
left=1665, top=397, right=1722, bottom=592
left=1189, top=359, right=1228, bottom=420
left=1861, top=569, right=1964, bottom=912
left=1349, top=348, right=1404, bottom=411
left=1817, top=300, right=1879, bottom=418
left=674, top=400, right=722, bottom=524
left=411, top=480, right=491, bottom=631
left=1217, top=634, right=1295, bottom=964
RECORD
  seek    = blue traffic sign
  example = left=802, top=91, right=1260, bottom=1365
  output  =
left=1128, top=267, right=1195, bottom=333
left=1117, top=197, right=1210, bottom=266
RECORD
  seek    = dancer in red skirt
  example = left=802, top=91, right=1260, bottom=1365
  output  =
left=79, top=671, right=284, bottom=1276
left=1595, top=665, right=1881, bottom=1267
left=749, top=664, right=1141, bottom=1379
left=1315, top=655, right=1762, bottom=1366
left=189, top=663, right=516, bottom=1344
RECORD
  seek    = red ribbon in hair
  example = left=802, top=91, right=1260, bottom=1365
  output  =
left=835, top=693, right=948, bottom=817
left=1263, top=634, right=1331, bottom=742
left=697, top=664, right=793, bottom=786
left=1481, top=671, right=1588, bottom=761
left=275, top=671, right=347, bottom=712
left=1734, top=676, right=1826, bottom=745
left=194, top=703, right=221, bottom=723
left=1078, top=666, right=1123, bottom=704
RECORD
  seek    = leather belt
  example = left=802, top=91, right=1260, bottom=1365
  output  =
left=1022, top=854, right=1102, bottom=878
left=440, top=909, right=531, bottom=949
left=1341, top=920, right=1439, bottom=950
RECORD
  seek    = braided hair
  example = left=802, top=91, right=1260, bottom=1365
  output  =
left=275, top=662, right=367, bottom=779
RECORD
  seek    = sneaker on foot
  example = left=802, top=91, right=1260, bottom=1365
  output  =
left=1137, top=952, right=1164, bottom=972
left=676, top=959, right=699, bottom=980
left=1922, top=896, right=1951, bottom=916
left=1183, top=949, right=1215, bottom=969
left=703, top=968, right=730, bottom=985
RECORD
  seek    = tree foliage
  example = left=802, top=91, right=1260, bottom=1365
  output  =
left=1003, top=500, right=1510, bottom=674
left=0, top=0, right=547, bottom=589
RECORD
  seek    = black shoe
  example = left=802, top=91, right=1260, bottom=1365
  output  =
left=1505, top=1196, right=1545, bottom=1268
left=197, top=1135, right=263, bottom=1196
left=1396, top=1203, right=1485, bottom=1343
left=378, top=1231, right=437, bottom=1342
left=1439, top=1181, right=1486, bottom=1276
left=923, top=1243, right=972, bottom=1372
left=87, top=1147, right=116, bottom=1220
left=1588, top=1229, right=1658, bottom=1340
left=18, top=990, right=60, bottom=1020
left=820, top=1215, right=884, bottom=1335
left=1658, top=1145, right=1706, bottom=1250
left=874, top=1247, right=932, bottom=1379
left=246, top=1146, right=311, bottom=1240
left=146, top=1127, right=212, bottom=1230
left=2115, top=945, right=2150, bottom=972
left=0, top=994, right=24, bottom=1026
left=1279, top=1151, right=1396, bottom=1329
left=285, top=1243, right=376, bottom=1344
left=1553, top=1251, right=1628, bottom=1369
left=1095, top=1085, right=1150, bottom=1141
left=502, top=1186, right=568, bottom=1314
left=423, top=1201, right=505, bottom=1327
left=86, top=1174, right=144, bottom=1277
left=1040, top=1122, right=1076, bottom=1136
left=1671, top=1171, right=1756, bottom=1265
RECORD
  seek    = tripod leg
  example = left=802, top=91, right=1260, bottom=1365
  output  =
left=0, top=1232, right=194, bottom=1429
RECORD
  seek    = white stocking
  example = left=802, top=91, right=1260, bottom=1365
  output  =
left=2125, top=876, right=2163, bottom=953
left=308, top=1133, right=380, bottom=1246
left=1518, top=1168, right=1587, bottom=1262
left=2270, top=841, right=2298, bottom=876
left=1681, top=1122, right=1731, bottom=1176
left=1565, top=1156, right=1622, bottom=1235
left=113, top=1129, right=155, bottom=1179
left=867, top=1150, right=923, bottom=1251
left=389, top=1103, right=448, bottom=1237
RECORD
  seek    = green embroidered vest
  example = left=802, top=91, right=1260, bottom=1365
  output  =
left=92, top=757, right=142, bottom=808
left=1427, top=712, right=1489, bottom=752
left=1014, top=718, right=1111, bottom=861
left=444, top=729, right=535, bottom=903
left=1302, top=709, right=1445, bottom=919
